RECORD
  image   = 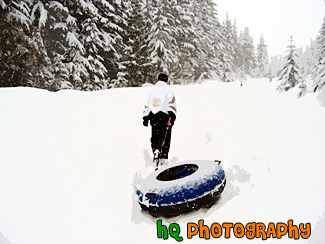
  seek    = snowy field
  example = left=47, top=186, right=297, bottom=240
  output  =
left=0, top=78, right=324, bottom=244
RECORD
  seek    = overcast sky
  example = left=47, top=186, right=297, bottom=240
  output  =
left=215, top=0, right=325, bottom=57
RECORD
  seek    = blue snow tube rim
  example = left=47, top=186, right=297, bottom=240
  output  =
left=136, top=160, right=226, bottom=215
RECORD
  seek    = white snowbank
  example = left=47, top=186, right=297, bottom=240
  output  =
left=0, top=78, right=324, bottom=244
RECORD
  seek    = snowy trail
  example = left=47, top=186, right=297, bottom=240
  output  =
left=1, top=79, right=325, bottom=244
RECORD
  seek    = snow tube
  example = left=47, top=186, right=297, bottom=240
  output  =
left=136, top=160, right=226, bottom=217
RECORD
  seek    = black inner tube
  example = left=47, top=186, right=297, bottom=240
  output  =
left=157, top=164, right=198, bottom=181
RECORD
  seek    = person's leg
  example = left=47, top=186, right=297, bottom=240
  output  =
left=150, top=112, right=169, bottom=156
left=151, top=124, right=161, bottom=153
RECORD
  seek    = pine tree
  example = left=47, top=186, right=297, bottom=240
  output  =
left=145, top=0, right=179, bottom=82
left=0, top=0, right=55, bottom=89
left=313, top=17, right=325, bottom=92
left=297, top=41, right=315, bottom=78
left=173, top=0, right=197, bottom=83
left=277, top=36, right=303, bottom=92
left=219, top=14, right=236, bottom=82
left=78, top=3, right=107, bottom=90
left=191, top=0, right=222, bottom=81
left=231, top=20, right=242, bottom=78
left=256, top=35, right=269, bottom=78
left=107, top=0, right=132, bottom=88
left=239, top=27, right=257, bottom=77
left=52, top=0, right=87, bottom=90
left=55, top=0, right=127, bottom=90
left=124, top=0, right=148, bottom=86
left=37, top=1, right=73, bottom=90
left=0, top=0, right=6, bottom=9
left=0, top=0, right=258, bottom=90
left=0, top=1, right=18, bottom=87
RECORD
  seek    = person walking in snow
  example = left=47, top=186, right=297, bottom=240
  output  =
left=143, top=73, right=177, bottom=170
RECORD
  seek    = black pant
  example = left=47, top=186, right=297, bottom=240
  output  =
left=150, top=112, right=172, bottom=159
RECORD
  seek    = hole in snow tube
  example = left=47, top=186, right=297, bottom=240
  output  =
left=156, top=164, right=198, bottom=181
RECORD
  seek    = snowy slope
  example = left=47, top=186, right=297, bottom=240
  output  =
left=0, top=79, right=324, bottom=244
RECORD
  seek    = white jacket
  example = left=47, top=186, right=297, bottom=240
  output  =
left=143, top=81, right=177, bottom=117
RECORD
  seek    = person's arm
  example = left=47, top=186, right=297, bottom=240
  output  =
left=143, top=95, right=151, bottom=127
left=167, top=92, right=177, bottom=125
left=143, top=114, right=149, bottom=127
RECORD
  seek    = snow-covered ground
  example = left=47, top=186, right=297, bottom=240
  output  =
left=0, top=78, right=324, bottom=244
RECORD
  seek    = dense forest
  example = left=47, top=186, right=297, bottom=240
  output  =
left=0, top=0, right=324, bottom=93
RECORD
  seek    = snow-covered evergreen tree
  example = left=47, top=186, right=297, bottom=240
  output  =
left=313, top=17, right=325, bottom=92
left=303, top=40, right=317, bottom=76
left=256, top=35, right=269, bottom=78
left=36, top=1, right=72, bottom=90
left=238, top=27, right=256, bottom=77
left=218, top=14, right=235, bottom=82
left=144, top=0, right=179, bottom=82
left=107, top=0, right=132, bottom=88
left=0, top=0, right=262, bottom=90
left=269, top=55, right=285, bottom=78
left=78, top=2, right=107, bottom=90
left=173, top=0, right=197, bottom=83
left=0, top=1, right=16, bottom=87
left=57, top=0, right=127, bottom=90
left=124, top=0, right=148, bottom=86
left=51, top=0, right=87, bottom=90
left=230, top=20, right=242, bottom=79
left=295, top=41, right=316, bottom=80
left=0, top=0, right=6, bottom=9
left=191, top=0, right=222, bottom=81
left=277, top=36, right=303, bottom=92
left=0, top=0, right=55, bottom=89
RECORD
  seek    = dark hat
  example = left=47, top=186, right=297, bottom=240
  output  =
left=158, top=73, right=168, bottom=82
